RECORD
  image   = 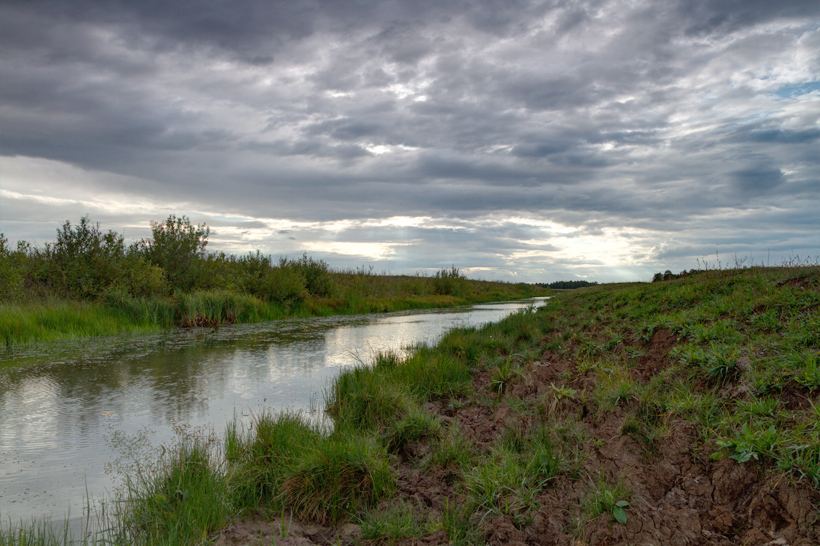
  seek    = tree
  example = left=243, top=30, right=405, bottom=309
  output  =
left=142, top=215, right=209, bottom=292
left=50, top=216, right=126, bottom=298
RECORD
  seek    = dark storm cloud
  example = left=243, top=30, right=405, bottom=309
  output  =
left=2, top=0, right=818, bottom=281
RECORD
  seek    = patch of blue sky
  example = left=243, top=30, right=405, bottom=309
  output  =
left=773, top=81, right=820, bottom=99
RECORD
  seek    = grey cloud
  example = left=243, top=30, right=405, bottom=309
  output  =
left=1, top=0, right=818, bottom=282
left=740, top=129, right=820, bottom=144
left=678, top=0, right=820, bottom=37
left=732, top=165, right=784, bottom=194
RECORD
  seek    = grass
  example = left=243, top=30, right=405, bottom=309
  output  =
left=113, top=425, right=232, bottom=545
left=0, top=300, right=163, bottom=346
left=279, top=433, right=394, bottom=523
left=357, top=499, right=438, bottom=543
left=1, top=277, right=546, bottom=347
left=0, top=519, right=74, bottom=546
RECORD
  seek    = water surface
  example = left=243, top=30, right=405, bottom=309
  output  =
left=0, top=298, right=546, bottom=524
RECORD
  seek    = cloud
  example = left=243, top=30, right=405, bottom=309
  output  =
left=1, top=0, right=818, bottom=282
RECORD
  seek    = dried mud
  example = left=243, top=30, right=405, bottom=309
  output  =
left=213, top=328, right=819, bottom=546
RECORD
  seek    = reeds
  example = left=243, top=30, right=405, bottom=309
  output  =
left=0, top=301, right=158, bottom=346
left=2, top=280, right=545, bottom=346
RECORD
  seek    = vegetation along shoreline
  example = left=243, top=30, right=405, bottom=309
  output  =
left=0, top=215, right=545, bottom=347
left=3, top=263, right=817, bottom=545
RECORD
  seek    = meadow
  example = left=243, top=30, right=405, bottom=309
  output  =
left=4, top=263, right=818, bottom=545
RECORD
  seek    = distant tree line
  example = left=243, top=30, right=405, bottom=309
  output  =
left=536, top=280, right=599, bottom=290
left=651, top=269, right=705, bottom=283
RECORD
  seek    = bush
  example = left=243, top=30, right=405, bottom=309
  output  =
left=0, top=234, right=25, bottom=300
left=266, top=265, right=308, bottom=304
left=288, top=254, right=335, bottom=298
left=433, top=266, right=468, bottom=297
left=115, top=254, right=169, bottom=298
left=141, top=215, right=209, bottom=292
left=48, top=216, right=128, bottom=298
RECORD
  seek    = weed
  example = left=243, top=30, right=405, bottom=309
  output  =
left=583, top=478, right=631, bottom=525
left=543, top=382, right=577, bottom=415
left=491, top=353, right=522, bottom=394
left=576, top=358, right=605, bottom=375
left=715, top=423, right=779, bottom=463
left=500, top=420, right=527, bottom=454
left=672, top=343, right=743, bottom=386
left=279, top=506, right=293, bottom=538
left=624, top=346, right=645, bottom=360
left=464, top=448, right=545, bottom=528
left=596, top=367, right=637, bottom=410
left=526, top=427, right=563, bottom=480
left=424, top=424, right=476, bottom=473
left=550, top=383, right=577, bottom=400
left=634, top=321, right=660, bottom=344
left=603, top=332, right=625, bottom=351
left=793, top=351, right=820, bottom=389
left=736, top=397, right=779, bottom=418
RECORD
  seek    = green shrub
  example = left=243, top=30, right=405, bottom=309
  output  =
left=289, top=254, right=335, bottom=298
left=433, top=266, right=468, bottom=297
left=115, top=255, right=169, bottom=298
left=141, top=215, right=209, bottom=292
left=265, top=264, right=308, bottom=304
left=0, top=234, right=26, bottom=300
left=45, top=216, right=130, bottom=299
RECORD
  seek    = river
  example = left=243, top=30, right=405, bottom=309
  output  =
left=0, top=298, right=547, bottom=527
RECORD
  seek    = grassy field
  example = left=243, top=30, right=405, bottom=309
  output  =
left=4, top=265, right=818, bottom=545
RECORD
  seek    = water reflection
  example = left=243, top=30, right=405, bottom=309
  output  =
left=0, top=299, right=546, bottom=523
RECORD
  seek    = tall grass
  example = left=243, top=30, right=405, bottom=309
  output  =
left=0, top=301, right=161, bottom=346
left=115, top=428, right=231, bottom=545
left=2, top=280, right=545, bottom=347
left=0, top=518, right=74, bottom=546
left=106, top=409, right=395, bottom=544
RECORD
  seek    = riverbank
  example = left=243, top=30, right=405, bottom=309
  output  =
left=5, top=265, right=818, bottom=545
left=0, top=276, right=545, bottom=347
left=1, top=216, right=546, bottom=347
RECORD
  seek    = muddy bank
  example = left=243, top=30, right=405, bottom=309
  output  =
left=197, top=268, right=820, bottom=545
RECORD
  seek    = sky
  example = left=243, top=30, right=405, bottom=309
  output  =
left=1, top=0, right=818, bottom=283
